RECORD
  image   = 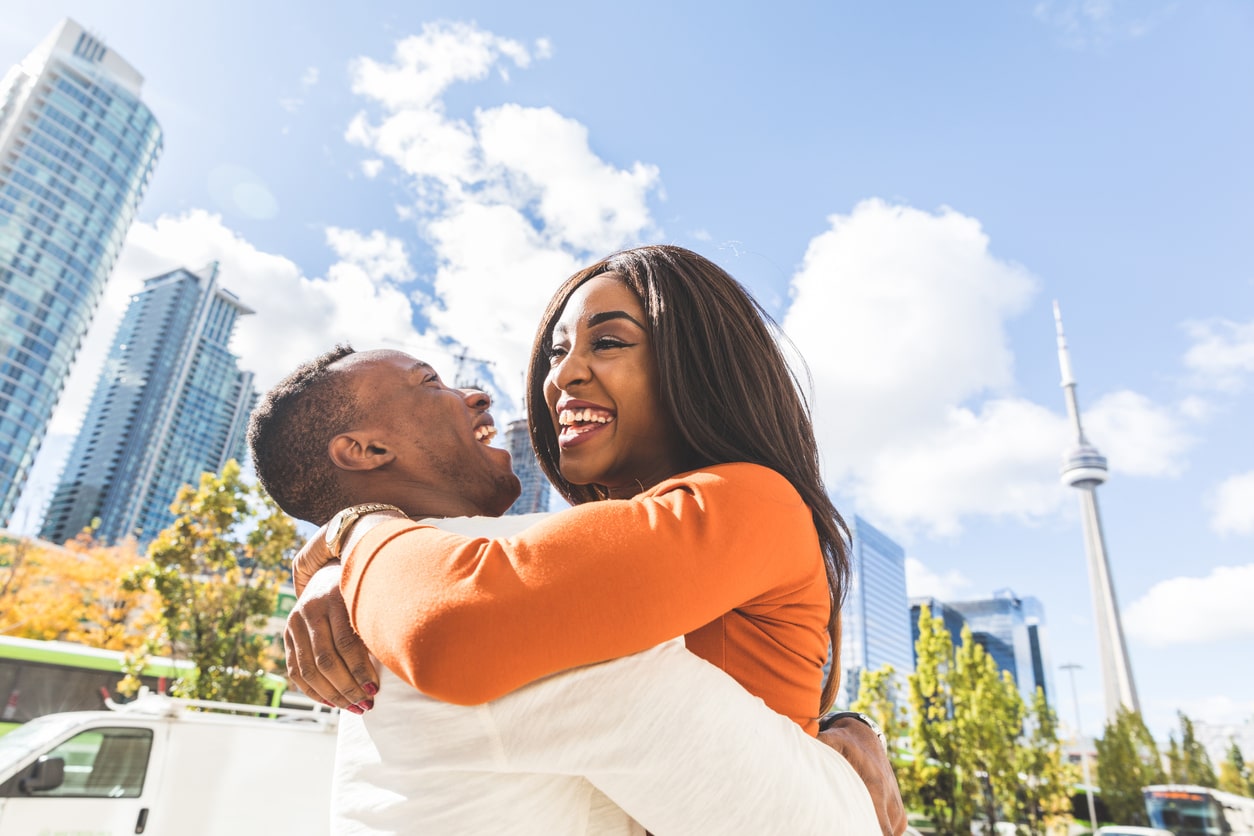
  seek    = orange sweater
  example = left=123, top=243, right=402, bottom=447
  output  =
left=341, top=462, right=832, bottom=734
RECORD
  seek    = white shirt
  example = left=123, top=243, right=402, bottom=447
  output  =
left=332, top=515, right=879, bottom=835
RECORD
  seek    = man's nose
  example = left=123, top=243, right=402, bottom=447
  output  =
left=461, top=388, right=491, bottom=411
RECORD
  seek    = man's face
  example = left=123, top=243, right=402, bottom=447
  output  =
left=334, top=350, right=521, bottom=517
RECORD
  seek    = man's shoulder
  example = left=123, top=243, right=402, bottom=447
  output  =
left=432, top=512, right=552, bottom=537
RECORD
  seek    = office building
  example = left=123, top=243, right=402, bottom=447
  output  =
left=503, top=418, right=550, bottom=516
left=909, top=596, right=969, bottom=653
left=945, top=588, right=1057, bottom=708
left=838, top=514, right=914, bottom=705
left=1053, top=302, right=1140, bottom=721
left=0, top=19, right=162, bottom=523
left=39, top=264, right=253, bottom=544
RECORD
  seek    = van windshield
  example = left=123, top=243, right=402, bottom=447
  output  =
left=0, top=714, right=90, bottom=774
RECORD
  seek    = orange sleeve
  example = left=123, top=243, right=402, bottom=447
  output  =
left=340, top=463, right=822, bottom=705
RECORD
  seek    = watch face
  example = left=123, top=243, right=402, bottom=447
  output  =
left=325, top=510, right=349, bottom=548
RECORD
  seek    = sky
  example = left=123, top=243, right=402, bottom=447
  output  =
left=1, top=1, right=1251, bottom=745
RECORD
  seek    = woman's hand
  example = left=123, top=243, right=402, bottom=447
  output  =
left=284, top=563, right=379, bottom=712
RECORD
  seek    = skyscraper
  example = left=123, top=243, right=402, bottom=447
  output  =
left=1054, top=301, right=1139, bottom=721
left=839, top=514, right=914, bottom=705
left=39, top=264, right=254, bottom=545
left=503, top=418, right=550, bottom=516
left=0, top=19, right=162, bottom=524
left=943, top=588, right=1057, bottom=708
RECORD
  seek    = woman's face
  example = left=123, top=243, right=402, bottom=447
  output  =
left=543, top=274, right=687, bottom=498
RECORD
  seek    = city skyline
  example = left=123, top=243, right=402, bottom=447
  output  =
left=0, top=3, right=1249, bottom=741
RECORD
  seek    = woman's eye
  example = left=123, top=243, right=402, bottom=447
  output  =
left=546, top=345, right=568, bottom=363
left=593, top=337, right=628, bottom=350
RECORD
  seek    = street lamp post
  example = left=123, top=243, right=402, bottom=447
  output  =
left=1062, top=662, right=1100, bottom=832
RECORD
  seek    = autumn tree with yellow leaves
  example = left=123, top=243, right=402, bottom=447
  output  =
left=0, top=529, right=155, bottom=652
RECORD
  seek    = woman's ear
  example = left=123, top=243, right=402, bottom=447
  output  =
left=328, top=432, right=395, bottom=472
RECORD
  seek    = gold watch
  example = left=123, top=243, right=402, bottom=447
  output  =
left=324, top=503, right=404, bottom=558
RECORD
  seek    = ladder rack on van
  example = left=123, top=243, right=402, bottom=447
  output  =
left=105, top=688, right=339, bottom=728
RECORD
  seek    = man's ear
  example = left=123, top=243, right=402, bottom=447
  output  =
left=328, top=432, right=395, bottom=472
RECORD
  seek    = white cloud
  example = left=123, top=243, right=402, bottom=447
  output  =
left=1084, top=390, right=1194, bottom=478
left=1210, top=471, right=1254, bottom=536
left=781, top=199, right=1196, bottom=535
left=349, top=21, right=536, bottom=112
left=103, top=211, right=444, bottom=391
left=1124, top=564, right=1254, bottom=646
left=905, top=556, right=973, bottom=601
left=344, top=21, right=661, bottom=403
left=360, top=159, right=384, bottom=179
left=1032, top=0, right=1175, bottom=48
left=301, top=66, right=319, bottom=87
left=1183, top=318, right=1254, bottom=392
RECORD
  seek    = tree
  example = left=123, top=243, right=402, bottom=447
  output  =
left=124, top=460, right=297, bottom=705
left=951, top=625, right=1023, bottom=835
left=901, top=604, right=969, bottom=836
left=1217, top=740, right=1251, bottom=797
left=1015, top=687, right=1080, bottom=836
left=851, top=663, right=908, bottom=757
left=901, top=607, right=1028, bottom=836
left=1095, top=707, right=1165, bottom=826
left=1166, top=712, right=1218, bottom=788
left=0, top=530, right=154, bottom=652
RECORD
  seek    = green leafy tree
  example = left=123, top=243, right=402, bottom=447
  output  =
left=1217, top=740, right=1251, bottom=797
left=851, top=663, right=908, bottom=756
left=901, top=604, right=969, bottom=836
left=1014, top=687, right=1080, bottom=836
left=124, top=461, right=297, bottom=705
left=951, top=625, right=1023, bottom=835
left=1166, top=712, right=1218, bottom=788
left=1095, top=707, right=1165, bottom=826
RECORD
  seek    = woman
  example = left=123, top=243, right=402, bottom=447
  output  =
left=295, top=245, right=850, bottom=732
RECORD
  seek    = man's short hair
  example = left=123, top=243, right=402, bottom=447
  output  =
left=247, top=345, right=360, bottom=525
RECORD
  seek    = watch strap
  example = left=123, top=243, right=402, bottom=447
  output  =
left=820, top=710, right=888, bottom=752
left=324, top=503, right=405, bottom=559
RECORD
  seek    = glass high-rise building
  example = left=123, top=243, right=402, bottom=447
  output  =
left=0, top=19, right=162, bottom=523
left=838, top=514, right=914, bottom=705
left=503, top=418, right=550, bottom=516
left=39, top=264, right=254, bottom=545
left=945, top=588, right=1057, bottom=708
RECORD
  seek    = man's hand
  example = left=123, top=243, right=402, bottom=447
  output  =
left=284, top=562, right=378, bottom=712
left=817, top=717, right=907, bottom=836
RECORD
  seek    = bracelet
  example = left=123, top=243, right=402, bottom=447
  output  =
left=820, top=711, right=888, bottom=752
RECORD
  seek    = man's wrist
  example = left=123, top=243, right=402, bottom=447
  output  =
left=820, top=711, right=888, bottom=752
left=325, top=503, right=405, bottom=559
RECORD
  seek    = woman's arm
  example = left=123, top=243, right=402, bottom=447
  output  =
left=341, top=463, right=824, bottom=704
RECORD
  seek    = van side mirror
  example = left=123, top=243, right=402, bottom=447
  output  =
left=19, top=756, right=65, bottom=795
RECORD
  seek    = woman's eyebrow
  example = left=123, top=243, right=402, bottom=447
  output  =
left=587, top=310, right=645, bottom=329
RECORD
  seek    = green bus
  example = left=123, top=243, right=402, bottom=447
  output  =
left=0, top=635, right=287, bottom=735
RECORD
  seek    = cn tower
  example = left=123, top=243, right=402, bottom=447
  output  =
left=1054, top=301, right=1140, bottom=722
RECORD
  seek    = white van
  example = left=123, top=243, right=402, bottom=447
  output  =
left=0, top=691, right=338, bottom=834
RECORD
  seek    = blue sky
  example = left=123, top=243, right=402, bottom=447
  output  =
left=3, top=1, right=1251, bottom=745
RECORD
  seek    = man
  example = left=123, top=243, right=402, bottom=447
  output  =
left=250, top=345, right=904, bottom=834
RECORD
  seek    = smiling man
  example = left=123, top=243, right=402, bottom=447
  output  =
left=250, top=345, right=899, bottom=835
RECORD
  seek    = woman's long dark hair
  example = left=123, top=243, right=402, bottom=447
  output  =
left=525, top=244, right=850, bottom=716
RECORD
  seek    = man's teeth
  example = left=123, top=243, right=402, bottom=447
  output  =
left=475, top=425, right=497, bottom=443
left=558, top=409, right=614, bottom=426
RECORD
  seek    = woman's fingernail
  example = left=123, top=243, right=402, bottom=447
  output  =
left=363, top=682, right=378, bottom=696
left=359, top=698, right=374, bottom=711
left=346, top=704, right=364, bottom=715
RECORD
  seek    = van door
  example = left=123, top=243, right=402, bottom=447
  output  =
left=0, top=721, right=168, bottom=834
